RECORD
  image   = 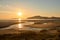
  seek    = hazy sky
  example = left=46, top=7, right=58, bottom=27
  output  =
left=0, top=0, right=60, bottom=19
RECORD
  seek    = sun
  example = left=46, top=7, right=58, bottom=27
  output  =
left=17, top=12, right=22, bottom=22
left=18, top=12, right=22, bottom=16
left=17, top=12, right=23, bottom=29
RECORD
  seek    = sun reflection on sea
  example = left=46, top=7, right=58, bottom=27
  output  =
left=18, top=18, right=23, bottom=29
left=18, top=18, right=21, bottom=22
left=17, top=12, right=23, bottom=29
left=18, top=24, right=23, bottom=28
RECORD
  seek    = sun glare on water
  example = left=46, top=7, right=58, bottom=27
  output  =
left=18, top=24, right=23, bottom=28
left=18, top=12, right=22, bottom=22
left=17, top=12, right=23, bottom=29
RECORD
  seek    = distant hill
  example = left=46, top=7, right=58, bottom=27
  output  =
left=27, top=16, right=60, bottom=19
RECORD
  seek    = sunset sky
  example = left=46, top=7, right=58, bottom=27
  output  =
left=0, top=0, right=60, bottom=19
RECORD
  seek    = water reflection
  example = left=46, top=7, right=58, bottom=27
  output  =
left=0, top=18, right=44, bottom=30
left=0, top=23, right=44, bottom=31
left=18, top=24, right=23, bottom=28
left=18, top=18, right=23, bottom=28
left=18, top=18, right=21, bottom=23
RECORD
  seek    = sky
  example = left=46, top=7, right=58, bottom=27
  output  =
left=0, top=0, right=60, bottom=19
